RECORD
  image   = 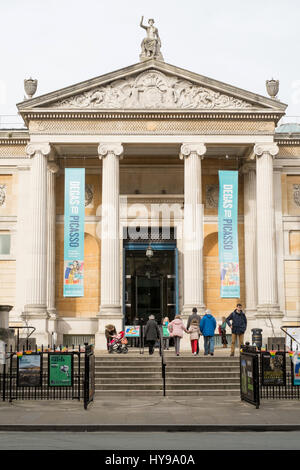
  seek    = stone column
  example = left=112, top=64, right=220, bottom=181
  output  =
left=243, top=166, right=257, bottom=313
left=47, top=161, right=59, bottom=320
left=243, top=165, right=257, bottom=342
left=254, top=143, right=283, bottom=337
left=10, top=165, right=31, bottom=323
left=95, top=143, right=123, bottom=350
left=180, top=143, right=206, bottom=318
left=23, top=143, right=51, bottom=345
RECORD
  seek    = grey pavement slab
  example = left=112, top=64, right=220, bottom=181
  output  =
left=1, top=396, right=300, bottom=431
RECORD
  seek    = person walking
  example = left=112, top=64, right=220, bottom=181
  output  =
left=188, top=318, right=201, bottom=356
left=168, top=314, right=188, bottom=356
left=226, top=303, right=247, bottom=356
left=187, top=307, right=202, bottom=355
left=162, top=316, right=170, bottom=350
left=200, top=309, right=217, bottom=356
left=144, top=314, right=161, bottom=355
left=219, top=316, right=228, bottom=348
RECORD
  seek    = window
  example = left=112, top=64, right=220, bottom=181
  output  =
left=0, top=234, right=11, bottom=255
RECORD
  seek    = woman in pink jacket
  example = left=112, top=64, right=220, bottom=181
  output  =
left=168, top=314, right=188, bottom=356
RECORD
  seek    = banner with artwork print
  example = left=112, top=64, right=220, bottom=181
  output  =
left=218, top=171, right=240, bottom=298
left=64, top=168, right=85, bottom=297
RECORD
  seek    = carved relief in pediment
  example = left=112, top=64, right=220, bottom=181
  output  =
left=50, top=70, right=253, bottom=110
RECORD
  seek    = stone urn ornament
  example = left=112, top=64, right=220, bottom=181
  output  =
left=24, top=77, right=38, bottom=99
left=266, top=79, right=279, bottom=99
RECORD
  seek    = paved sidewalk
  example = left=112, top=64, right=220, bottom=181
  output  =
left=1, top=396, right=300, bottom=431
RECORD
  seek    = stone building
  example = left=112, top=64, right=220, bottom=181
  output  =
left=0, top=32, right=300, bottom=349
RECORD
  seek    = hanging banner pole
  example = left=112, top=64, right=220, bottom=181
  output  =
left=64, top=168, right=85, bottom=297
left=218, top=170, right=240, bottom=298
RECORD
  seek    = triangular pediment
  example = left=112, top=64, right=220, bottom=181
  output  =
left=17, top=60, right=287, bottom=113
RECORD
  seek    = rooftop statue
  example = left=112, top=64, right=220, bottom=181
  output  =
left=139, top=16, right=164, bottom=62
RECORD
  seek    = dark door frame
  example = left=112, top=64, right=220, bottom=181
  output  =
left=123, top=242, right=179, bottom=328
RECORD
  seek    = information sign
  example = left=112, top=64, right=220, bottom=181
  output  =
left=17, top=354, right=42, bottom=387
left=48, top=354, right=73, bottom=387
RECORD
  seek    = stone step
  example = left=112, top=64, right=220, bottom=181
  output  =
left=94, top=390, right=164, bottom=397
left=96, top=383, right=163, bottom=390
left=164, top=390, right=241, bottom=396
left=94, top=389, right=240, bottom=397
left=165, top=383, right=239, bottom=390
left=95, top=377, right=240, bottom=386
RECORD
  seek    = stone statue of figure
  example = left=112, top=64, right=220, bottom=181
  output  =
left=140, top=16, right=164, bottom=61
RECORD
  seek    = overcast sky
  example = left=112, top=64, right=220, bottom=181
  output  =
left=1, top=0, right=300, bottom=122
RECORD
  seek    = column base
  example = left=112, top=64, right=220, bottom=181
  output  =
left=24, top=304, right=49, bottom=318
left=254, top=306, right=284, bottom=346
left=21, top=308, right=50, bottom=347
left=95, top=306, right=123, bottom=352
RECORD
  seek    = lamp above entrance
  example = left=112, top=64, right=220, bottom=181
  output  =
left=146, top=244, right=154, bottom=259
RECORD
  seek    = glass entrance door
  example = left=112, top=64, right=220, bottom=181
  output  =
left=124, top=246, right=177, bottom=327
left=135, top=276, right=162, bottom=325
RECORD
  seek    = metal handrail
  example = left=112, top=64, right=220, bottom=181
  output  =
left=9, top=326, right=36, bottom=351
left=159, top=329, right=166, bottom=396
left=280, top=326, right=300, bottom=348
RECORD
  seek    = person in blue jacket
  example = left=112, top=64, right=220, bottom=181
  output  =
left=200, top=309, right=217, bottom=356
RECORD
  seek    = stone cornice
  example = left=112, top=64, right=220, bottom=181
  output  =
left=20, top=110, right=284, bottom=123
left=0, top=138, right=29, bottom=145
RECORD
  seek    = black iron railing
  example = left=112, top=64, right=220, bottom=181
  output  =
left=1, top=343, right=94, bottom=409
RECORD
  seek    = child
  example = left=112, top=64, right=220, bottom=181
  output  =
left=162, top=316, right=170, bottom=350
left=188, top=318, right=200, bottom=356
left=219, top=316, right=228, bottom=348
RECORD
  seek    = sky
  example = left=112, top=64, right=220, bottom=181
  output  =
left=0, top=0, right=300, bottom=123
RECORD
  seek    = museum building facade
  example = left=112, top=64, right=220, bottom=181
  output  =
left=1, top=50, right=300, bottom=349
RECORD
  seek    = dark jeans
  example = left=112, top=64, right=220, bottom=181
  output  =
left=204, top=336, right=215, bottom=355
left=148, top=340, right=156, bottom=355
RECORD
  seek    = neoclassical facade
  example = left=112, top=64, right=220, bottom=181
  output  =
left=1, top=56, right=300, bottom=349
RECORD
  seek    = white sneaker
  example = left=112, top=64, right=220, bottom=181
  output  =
left=193, top=352, right=197, bottom=356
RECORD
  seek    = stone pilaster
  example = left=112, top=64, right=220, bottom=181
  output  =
left=180, top=143, right=206, bottom=319
left=95, top=143, right=123, bottom=350
left=243, top=165, right=257, bottom=313
left=243, top=165, right=257, bottom=342
left=47, top=161, right=59, bottom=319
left=23, top=143, right=51, bottom=345
left=254, top=143, right=283, bottom=337
left=10, top=165, right=31, bottom=323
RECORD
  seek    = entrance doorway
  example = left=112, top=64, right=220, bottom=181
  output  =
left=123, top=237, right=178, bottom=326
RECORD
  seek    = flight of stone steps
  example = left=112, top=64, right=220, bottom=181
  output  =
left=94, top=351, right=240, bottom=397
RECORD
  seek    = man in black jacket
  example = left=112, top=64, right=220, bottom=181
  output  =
left=144, top=315, right=161, bottom=355
left=187, top=307, right=202, bottom=355
left=226, top=303, right=247, bottom=356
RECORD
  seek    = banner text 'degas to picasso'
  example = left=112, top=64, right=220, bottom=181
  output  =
left=64, top=168, right=85, bottom=297
left=218, top=171, right=240, bottom=298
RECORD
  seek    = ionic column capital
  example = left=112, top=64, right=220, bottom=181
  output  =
left=254, top=143, right=279, bottom=158
left=26, top=143, right=51, bottom=158
left=47, top=161, right=59, bottom=174
left=98, top=143, right=124, bottom=160
left=179, top=143, right=207, bottom=160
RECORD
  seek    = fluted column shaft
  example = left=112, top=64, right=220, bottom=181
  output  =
left=25, top=143, right=51, bottom=315
left=254, top=143, right=279, bottom=309
left=243, top=167, right=257, bottom=312
left=47, top=162, right=59, bottom=316
left=180, top=143, right=206, bottom=314
left=98, top=143, right=123, bottom=313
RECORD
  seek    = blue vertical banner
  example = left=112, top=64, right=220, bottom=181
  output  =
left=64, top=168, right=85, bottom=297
left=218, top=171, right=240, bottom=298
